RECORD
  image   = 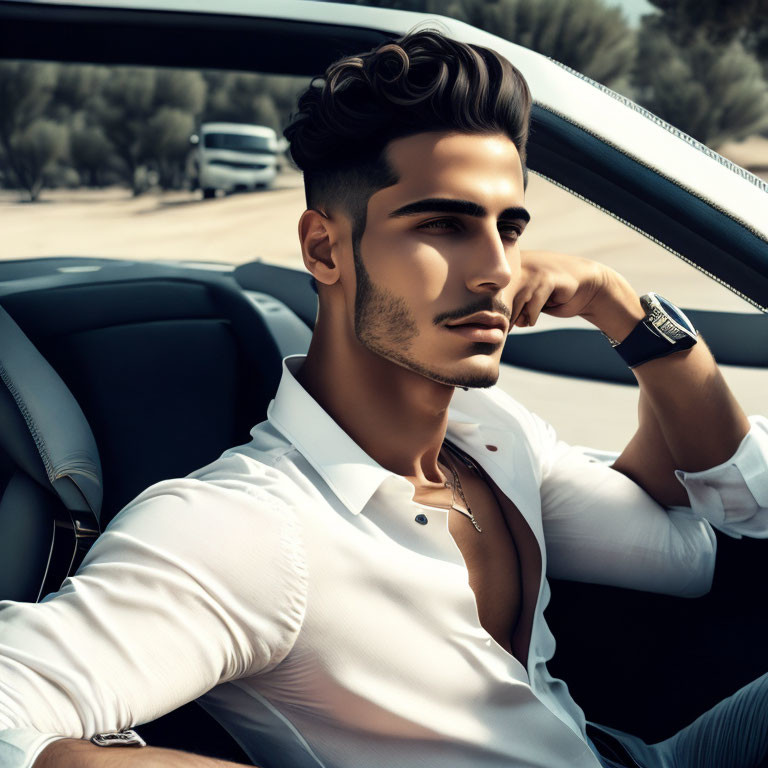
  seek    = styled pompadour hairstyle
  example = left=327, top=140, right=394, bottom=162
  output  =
left=284, top=28, right=532, bottom=252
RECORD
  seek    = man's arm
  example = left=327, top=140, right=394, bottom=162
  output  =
left=35, top=738, right=251, bottom=768
left=579, top=271, right=752, bottom=507
left=1, top=478, right=306, bottom=768
left=513, top=250, right=752, bottom=507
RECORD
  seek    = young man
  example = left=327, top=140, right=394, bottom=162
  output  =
left=2, top=29, right=768, bottom=768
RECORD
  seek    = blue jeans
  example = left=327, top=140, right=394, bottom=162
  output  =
left=586, top=672, right=768, bottom=768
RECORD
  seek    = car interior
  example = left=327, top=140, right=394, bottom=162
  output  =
left=1, top=1, right=767, bottom=765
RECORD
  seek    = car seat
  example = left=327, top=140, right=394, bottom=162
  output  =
left=0, top=305, right=102, bottom=603
left=0, top=270, right=310, bottom=763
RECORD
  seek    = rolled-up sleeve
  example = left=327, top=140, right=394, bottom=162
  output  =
left=672, top=414, right=768, bottom=540
left=0, top=477, right=308, bottom=768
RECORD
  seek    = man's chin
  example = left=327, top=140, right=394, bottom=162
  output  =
left=362, top=343, right=501, bottom=389
left=445, top=369, right=500, bottom=390
left=412, top=358, right=501, bottom=390
left=440, top=348, right=503, bottom=389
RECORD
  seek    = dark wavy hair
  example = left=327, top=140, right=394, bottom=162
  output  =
left=284, top=29, right=532, bottom=253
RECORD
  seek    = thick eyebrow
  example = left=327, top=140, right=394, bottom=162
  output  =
left=387, top=197, right=530, bottom=224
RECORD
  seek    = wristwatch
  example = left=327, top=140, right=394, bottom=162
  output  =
left=90, top=729, right=146, bottom=748
left=605, top=292, right=698, bottom=369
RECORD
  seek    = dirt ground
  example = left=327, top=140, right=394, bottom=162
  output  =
left=1, top=141, right=766, bottom=449
left=3, top=144, right=765, bottom=312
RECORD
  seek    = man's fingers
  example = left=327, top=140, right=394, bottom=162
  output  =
left=512, top=282, right=554, bottom=327
left=523, top=283, right=555, bottom=326
left=510, top=289, right=533, bottom=326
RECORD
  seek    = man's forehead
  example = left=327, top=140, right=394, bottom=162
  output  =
left=373, top=131, right=526, bottom=213
left=387, top=130, right=520, bottom=170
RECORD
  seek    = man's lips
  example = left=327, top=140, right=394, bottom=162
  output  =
left=444, top=324, right=506, bottom=343
left=444, top=313, right=508, bottom=343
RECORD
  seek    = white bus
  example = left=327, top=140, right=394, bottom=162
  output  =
left=191, top=122, right=279, bottom=198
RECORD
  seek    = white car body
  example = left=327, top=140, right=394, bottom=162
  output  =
left=196, top=122, right=278, bottom=196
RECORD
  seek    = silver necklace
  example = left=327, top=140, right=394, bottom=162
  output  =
left=440, top=443, right=482, bottom=533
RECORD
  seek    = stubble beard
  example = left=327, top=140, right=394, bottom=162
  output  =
left=352, top=242, right=500, bottom=389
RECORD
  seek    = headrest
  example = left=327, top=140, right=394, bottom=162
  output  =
left=0, top=304, right=102, bottom=521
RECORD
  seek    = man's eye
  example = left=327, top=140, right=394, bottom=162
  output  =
left=419, top=219, right=458, bottom=232
left=419, top=219, right=523, bottom=241
left=499, top=226, right=522, bottom=241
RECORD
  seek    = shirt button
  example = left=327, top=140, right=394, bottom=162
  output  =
left=486, top=444, right=498, bottom=452
left=415, top=514, right=428, bottom=525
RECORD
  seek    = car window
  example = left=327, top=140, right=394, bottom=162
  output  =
left=1, top=59, right=764, bottom=452
left=202, top=133, right=275, bottom=153
left=0, top=60, right=308, bottom=263
left=522, top=174, right=761, bottom=314
left=498, top=174, right=765, bottom=450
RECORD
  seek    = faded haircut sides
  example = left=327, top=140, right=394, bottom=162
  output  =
left=283, top=28, right=532, bottom=270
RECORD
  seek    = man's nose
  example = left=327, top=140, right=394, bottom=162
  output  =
left=465, top=226, right=516, bottom=292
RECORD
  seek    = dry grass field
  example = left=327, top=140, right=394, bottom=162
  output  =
left=1, top=141, right=766, bottom=449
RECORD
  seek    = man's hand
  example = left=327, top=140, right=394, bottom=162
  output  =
left=514, top=249, right=645, bottom=342
left=514, top=248, right=750, bottom=505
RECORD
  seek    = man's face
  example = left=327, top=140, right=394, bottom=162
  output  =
left=350, top=131, right=529, bottom=389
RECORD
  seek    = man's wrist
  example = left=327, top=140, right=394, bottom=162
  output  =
left=34, top=737, right=248, bottom=767
left=580, top=271, right=645, bottom=343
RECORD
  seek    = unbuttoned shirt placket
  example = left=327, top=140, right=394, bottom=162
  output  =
left=422, top=426, right=599, bottom=746
left=352, top=447, right=600, bottom=766
left=262, top=358, right=605, bottom=765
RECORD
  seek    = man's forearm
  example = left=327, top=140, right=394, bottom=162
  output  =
left=632, top=339, right=750, bottom=470
left=582, top=271, right=751, bottom=506
left=35, top=737, right=253, bottom=768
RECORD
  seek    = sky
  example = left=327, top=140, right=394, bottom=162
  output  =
left=609, top=0, right=657, bottom=27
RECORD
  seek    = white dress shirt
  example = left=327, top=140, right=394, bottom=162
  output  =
left=1, top=354, right=767, bottom=768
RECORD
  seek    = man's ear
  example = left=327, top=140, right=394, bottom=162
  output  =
left=298, top=208, right=340, bottom=288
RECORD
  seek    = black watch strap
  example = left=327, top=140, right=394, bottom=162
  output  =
left=615, top=319, right=696, bottom=368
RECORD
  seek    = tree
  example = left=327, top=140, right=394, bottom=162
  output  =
left=88, top=67, right=153, bottom=193
left=49, top=64, right=111, bottom=122
left=9, top=119, right=69, bottom=201
left=69, top=121, right=115, bottom=187
left=642, top=0, right=768, bottom=141
left=143, top=107, right=197, bottom=189
left=203, top=72, right=288, bottom=129
left=335, top=0, right=636, bottom=92
left=0, top=61, right=58, bottom=140
left=460, top=0, right=635, bottom=91
left=0, top=61, right=60, bottom=197
left=634, top=16, right=768, bottom=146
left=93, top=67, right=207, bottom=193
left=260, top=76, right=312, bottom=128
left=646, top=0, right=768, bottom=51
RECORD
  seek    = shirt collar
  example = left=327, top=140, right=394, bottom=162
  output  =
left=266, top=355, right=480, bottom=516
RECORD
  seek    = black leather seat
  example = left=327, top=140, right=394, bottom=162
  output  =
left=0, top=305, right=102, bottom=603
left=0, top=273, right=294, bottom=762
left=1, top=277, right=283, bottom=527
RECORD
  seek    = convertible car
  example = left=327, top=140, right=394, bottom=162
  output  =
left=0, top=0, right=767, bottom=764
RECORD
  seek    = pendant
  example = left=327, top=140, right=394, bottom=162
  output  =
left=450, top=503, right=483, bottom=532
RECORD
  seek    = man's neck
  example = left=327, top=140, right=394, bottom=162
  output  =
left=295, top=337, right=455, bottom=489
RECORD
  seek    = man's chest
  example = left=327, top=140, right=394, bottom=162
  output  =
left=442, top=454, right=542, bottom=666
left=268, top=462, right=544, bottom=698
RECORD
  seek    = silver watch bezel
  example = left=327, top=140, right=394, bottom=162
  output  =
left=90, top=729, right=146, bottom=748
left=640, top=292, right=698, bottom=344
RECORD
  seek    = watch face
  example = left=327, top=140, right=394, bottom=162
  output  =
left=641, top=292, right=698, bottom=344
left=654, top=294, right=696, bottom=334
